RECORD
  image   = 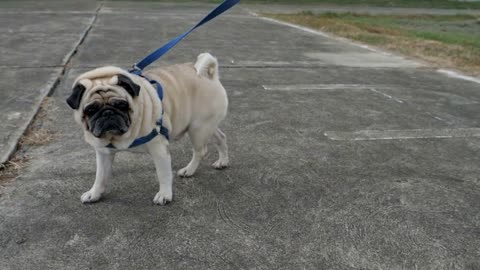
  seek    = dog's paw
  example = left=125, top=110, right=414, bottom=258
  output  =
left=177, top=167, right=195, bottom=178
left=212, top=158, right=229, bottom=170
left=81, top=189, right=102, bottom=203
left=153, top=190, right=173, bottom=205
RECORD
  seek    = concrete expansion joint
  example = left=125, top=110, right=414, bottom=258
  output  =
left=61, top=3, right=103, bottom=75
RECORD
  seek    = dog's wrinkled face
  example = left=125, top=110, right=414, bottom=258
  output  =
left=66, top=73, right=140, bottom=139
left=83, top=92, right=131, bottom=138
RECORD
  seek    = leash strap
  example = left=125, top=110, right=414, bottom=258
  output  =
left=132, top=0, right=240, bottom=71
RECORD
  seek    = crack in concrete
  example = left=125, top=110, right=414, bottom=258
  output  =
left=59, top=3, right=103, bottom=83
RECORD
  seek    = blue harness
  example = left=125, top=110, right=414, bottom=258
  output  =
left=107, top=0, right=240, bottom=149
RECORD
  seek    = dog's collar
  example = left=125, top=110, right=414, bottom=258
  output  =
left=106, top=71, right=169, bottom=149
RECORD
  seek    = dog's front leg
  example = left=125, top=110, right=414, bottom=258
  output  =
left=81, top=149, right=115, bottom=203
left=147, top=140, right=173, bottom=205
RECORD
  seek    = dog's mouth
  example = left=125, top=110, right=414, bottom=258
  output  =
left=91, top=119, right=129, bottom=138
left=88, top=109, right=130, bottom=138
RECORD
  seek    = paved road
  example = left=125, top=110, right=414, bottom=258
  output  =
left=1, top=2, right=480, bottom=269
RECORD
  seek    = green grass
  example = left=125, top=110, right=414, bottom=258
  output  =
left=412, top=31, right=480, bottom=47
left=267, top=12, right=480, bottom=75
left=354, top=33, right=389, bottom=45
left=311, top=13, right=480, bottom=47
left=247, top=0, right=480, bottom=9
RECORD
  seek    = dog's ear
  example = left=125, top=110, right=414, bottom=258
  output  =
left=66, top=84, right=86, bottom=110
left=117, top=74, right=140, bottom=97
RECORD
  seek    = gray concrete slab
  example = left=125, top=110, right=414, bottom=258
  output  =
left=75, top=11, right=404, bottom=68
left=1, top=2, right=480, bottom=270
left=101, top=1, right=225, bottom=14
left=0, top=3, right=98, bottom=164
left=0, top=67, right=62, bottom=165
left=0, top=0, right=98, bottom=13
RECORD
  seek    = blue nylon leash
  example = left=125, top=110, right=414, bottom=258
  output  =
left=131, top=0, right=240, bottom=72
left=108, top=0, right=240, bottom=149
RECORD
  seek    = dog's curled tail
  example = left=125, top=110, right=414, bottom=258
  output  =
left=195, top=53, right=219, bottom=80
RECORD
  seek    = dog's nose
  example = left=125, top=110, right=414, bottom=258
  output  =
left=102, top=109, right=114, bottom=116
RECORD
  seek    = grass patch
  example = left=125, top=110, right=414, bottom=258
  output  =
left=0, top=156, right=28, bottom=185
left=18, top=98, right=55, bottom=147
left=0, top=97, right=56, bottom=186
left=266, top=12, right=480, bottom=76
left=248, top=0, right=480, bottom=9
left=107, top=0, right=480, bottom=9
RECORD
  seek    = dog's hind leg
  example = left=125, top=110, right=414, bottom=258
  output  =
left=178, top=125, right=216, bottom=177
left=212, top=128, right=228, bottom=169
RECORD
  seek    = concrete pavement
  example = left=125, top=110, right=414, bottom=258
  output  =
left=0, top=1, right=98, bottom=164
left=1, top=1, right=480, bottom=269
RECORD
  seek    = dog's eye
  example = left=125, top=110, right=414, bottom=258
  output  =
left=84, top=104, right=100, bottom=116
left=111, top=100, right=129, bottom=111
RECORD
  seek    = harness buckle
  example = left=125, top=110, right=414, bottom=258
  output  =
left=129, top=65, right=142, bottom=75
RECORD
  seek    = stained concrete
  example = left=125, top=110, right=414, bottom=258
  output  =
left=304, top=52, right=420, bottom=68
left=1, top=2, right=480, bottom=270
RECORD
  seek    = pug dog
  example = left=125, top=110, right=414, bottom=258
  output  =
left=66, top=53, right=229, bottom=205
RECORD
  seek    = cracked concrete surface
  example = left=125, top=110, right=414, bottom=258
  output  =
left=0, top=1, right=479, bottom=269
